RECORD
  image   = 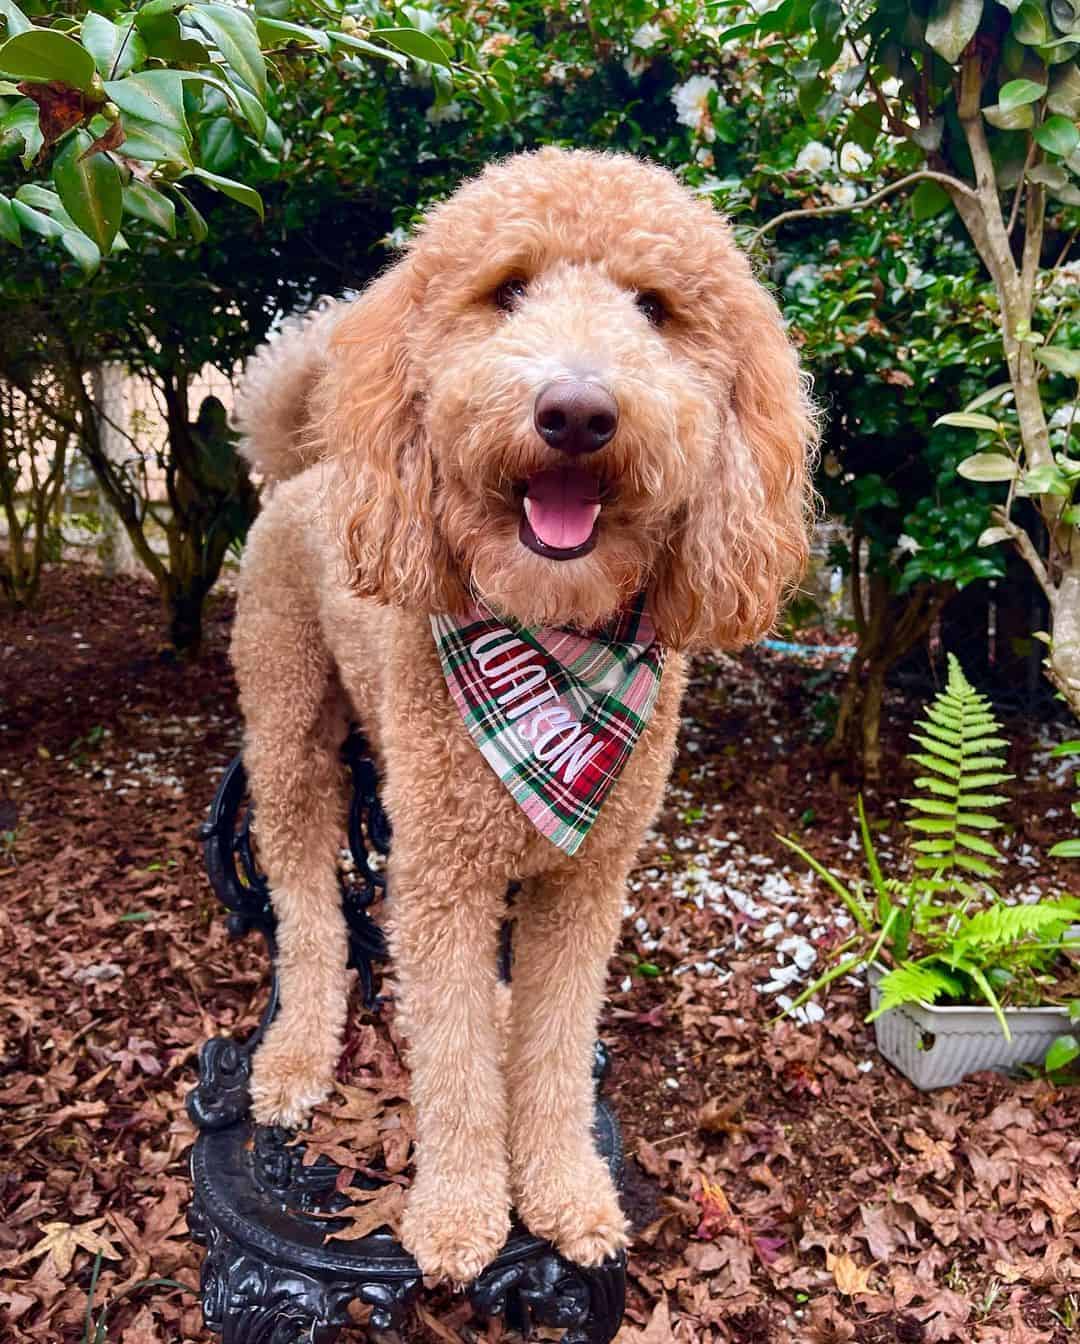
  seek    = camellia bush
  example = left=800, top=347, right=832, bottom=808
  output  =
left=712, top=0, right=1080, bottom=713
left=0, top=0, right=473, bottom=270
left=0, top=1, right=487, bottom=653
left=783, top=217, right=1006, bottom=775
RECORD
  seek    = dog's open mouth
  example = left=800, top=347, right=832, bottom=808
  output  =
left=519, top=466, right=602, bottom=560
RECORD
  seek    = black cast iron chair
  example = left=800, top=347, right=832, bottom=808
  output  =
left=186, top=731, right=627, bottom=1344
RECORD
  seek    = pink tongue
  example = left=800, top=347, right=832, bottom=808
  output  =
left=525, top=467, right=600, bottom=550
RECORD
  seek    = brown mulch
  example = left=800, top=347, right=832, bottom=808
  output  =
left=1, top=564, right=1079, bottom=1343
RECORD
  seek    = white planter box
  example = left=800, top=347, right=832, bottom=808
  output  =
left=866, top=963, right=1072, bottom=1091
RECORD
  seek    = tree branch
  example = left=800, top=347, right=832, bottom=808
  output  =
left=747, top=171, right=976, bottom=250
left=993, top=507, right=1055, bottom=605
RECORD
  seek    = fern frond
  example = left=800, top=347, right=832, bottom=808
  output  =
left=961, top=772, right=1013, bottom=789
left=911, top=734, right=962, bottom=762
left=866, top=961, right=964, bottom=1019
left=957, top=902, right=1080, bottom=947
left=909, top=753, right=961, bottom=780
left=904, top=656, right=1012, bottom=898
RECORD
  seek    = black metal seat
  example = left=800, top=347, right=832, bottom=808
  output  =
left=186, top=732, right=627, bottom=1344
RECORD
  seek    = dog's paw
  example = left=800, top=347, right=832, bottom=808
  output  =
left=513, top=1148, right=629, bottom=1267
left=249, top=1036, right=334, bottom=1128
left=401, top=1180, right=511, bottom=1286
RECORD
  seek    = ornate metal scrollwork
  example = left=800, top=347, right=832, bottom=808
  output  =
left=188, top=733, right=627, bottom=1343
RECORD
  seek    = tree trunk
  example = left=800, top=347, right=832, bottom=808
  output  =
left=91, top=364, right=138, bottom=578
left=861, top=662, right=887, bottom=782
left=164, top=577, right=207, bottom=661
left=828, top=572, right=953, bottom=779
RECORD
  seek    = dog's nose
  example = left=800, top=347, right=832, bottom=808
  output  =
left=533, top=380, right=619, bottom=456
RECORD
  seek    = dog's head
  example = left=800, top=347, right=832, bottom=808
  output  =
left=323, top=148, right=816, bottom=649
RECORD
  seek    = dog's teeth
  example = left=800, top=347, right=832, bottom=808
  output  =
left=590, top=503, right=602, bottom=524
left=523, top=497, right=534, bottom=523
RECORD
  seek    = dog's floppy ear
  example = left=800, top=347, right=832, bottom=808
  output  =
left=323, top=260, right=463, bottom=611
left=651, top=274, right=817, bottom=652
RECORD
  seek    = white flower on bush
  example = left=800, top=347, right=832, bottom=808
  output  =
left=425, top=100, right=463, bottom=124
left=880, top=76, right=902, bottom=97
left=1050, top=405, right=1077, bottom=430
left=631, top=21, right=662, bottom=48
left=672, top=75, right=720, bottom=141
left=839, top=142, right=872, bottom=175
left=785, top=262, right=820, bottom=291
left=896, top=534, right=922, bottom=556
left=795, top=140, right=833, bottom=174
left=823, top=181, right=858, bottom=207
left=1051, top=259, right=1080, bottom=290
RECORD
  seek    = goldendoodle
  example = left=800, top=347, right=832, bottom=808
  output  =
left=230, top=147, right=816, bottom=1284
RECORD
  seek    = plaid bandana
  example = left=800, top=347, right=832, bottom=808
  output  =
left=431, top=595, right=665, bottom=855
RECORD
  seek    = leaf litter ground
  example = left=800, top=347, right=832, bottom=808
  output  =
left=1, top=567, right=1078, bottom=1343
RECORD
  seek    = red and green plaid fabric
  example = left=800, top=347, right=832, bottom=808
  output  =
left=431, top=594, right=666, bottom=855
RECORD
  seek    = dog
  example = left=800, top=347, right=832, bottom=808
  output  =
left=230, top=147, right=816, bottom=1284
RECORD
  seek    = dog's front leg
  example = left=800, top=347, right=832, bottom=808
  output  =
left=392, top=845, right=512, bottom=1284
left=506, top=861, right=629, bottom=1266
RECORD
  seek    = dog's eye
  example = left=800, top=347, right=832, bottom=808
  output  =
left=635, top=291, right=668, bottom=327
left=493, top=277, right=528, bottom=312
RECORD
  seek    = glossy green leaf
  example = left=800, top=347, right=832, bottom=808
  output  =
left=715, top=20, right=760, bottom=43
left=184, top=166, right=263, bottom=219
left=189, top=2, right=267, bottom=99
left=982, top=100, right=1036, bottom=127
left=0, top=28, right=96, bottom=92
left=136, top=10, right=208, bottom=64
left=964, top=382, right=1014, bottom=411
left=122, top=179, right=176, bottom=236
left=1020, top=462, right=1072, bottom=494
left=1028, top=160, right=1069, bottom=184
left=1047, top=58, right=1080, bottom=115
left=10, top=196, right=63, bottom=239
left=82, top=13, right=146, bottom=79
left=957, top=452, right=1020, bottom=481
left=376, top=26, right=452, bottom=67
left=936, top=411, right=1003, bottom=430
left=0, top=95, right=42, bottom=168
left=1050, top=838, right=1080, bottom=856
left=0, top=0, right=31, bottom=38
left=199, top=115, right=242, bottom=173
left=55, top=217, right=101, bottom=274
left=104, top=70, right=188, bottom=136
left=328, top=30, right=407, bottom=66
left=1034, top=112, right=1080, bottom=153
left=220, top=65, right=266, bottom=142
left=255, top=16, right=331, bottom=52
left=998, top=76, right=1048, bottom=106
left=15, top=181, right=60, bottom=211
left=119, top=116, right=192, bottom=166
left=0, top=190, right=20, bottom=244
left=911, top=179, right=954, bottom=219
left=925, top=0, right=984, bottom=63
left=167, top=182, right=208, bottom=241
left=1036, top=345, right=1080, bottom=376
left=52, top=128, right=122, bottom=254
left=1014, top=0, right=1050, bottom=43
left=1044, top=1034, right=1080, bottom=1069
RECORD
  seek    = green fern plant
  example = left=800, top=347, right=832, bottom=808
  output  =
left=905, top=654, right=1012, bottom=896
left=778, top=657, right=1080, bottom=1041
left=1049, top=739, right=1080, bottom=860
